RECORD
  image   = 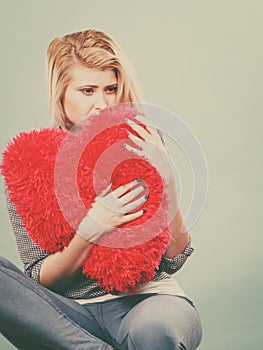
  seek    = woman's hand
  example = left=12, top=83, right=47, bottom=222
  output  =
left=124, top=115, right=190, bottom=257
left=124, top=115, right=174, bottom=182
left=77, top=179, right=148, bottom=242
left=41, top=180, right=148, bottom=291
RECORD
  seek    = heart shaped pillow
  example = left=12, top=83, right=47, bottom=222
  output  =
left=1, top=105, right=170, bottom=293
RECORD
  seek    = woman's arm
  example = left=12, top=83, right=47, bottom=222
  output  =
left=39, top=235, right=92, bottom=292
left=162, top=169, right=190, bottom=258
left=125, top=115, right=191, bottom=259
left=5, top=179, right=147, bottom=293
left=156, top=164, right=194, bottom=272
left=39, top=179, right=148, bottom=292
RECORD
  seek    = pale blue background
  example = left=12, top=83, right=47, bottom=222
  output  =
left=0, top=0, right=262, bottom=349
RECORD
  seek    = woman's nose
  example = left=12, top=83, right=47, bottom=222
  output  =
left=94, top=93, right=107, bottom=110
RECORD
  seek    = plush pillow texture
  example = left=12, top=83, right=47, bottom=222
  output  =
left=1, top=105, right=170, bottom=293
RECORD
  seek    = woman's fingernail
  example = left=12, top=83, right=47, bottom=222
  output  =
left=143, top=185, right=147, bottom=189
left=145, top=195, right=149, bottom=199
left=142, top=209, right=147, bottom=213
left=136, top=178, right=142, bottom=182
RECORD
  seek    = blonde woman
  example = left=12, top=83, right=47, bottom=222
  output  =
left=0, top=29, right=202, bottom=350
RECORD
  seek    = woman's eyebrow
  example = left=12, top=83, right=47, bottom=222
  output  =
left=78, top=82, right=117, bottom=89
left=77, top=84, right=98, bottom=88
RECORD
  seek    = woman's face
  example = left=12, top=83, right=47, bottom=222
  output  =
left=63, top=65, right=118, bottom=125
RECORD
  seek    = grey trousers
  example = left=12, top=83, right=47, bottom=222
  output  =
left=0, top=257, right=202, bottom=349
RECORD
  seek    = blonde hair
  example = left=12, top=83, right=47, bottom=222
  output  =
left=47, top=29, right=142, bottom=129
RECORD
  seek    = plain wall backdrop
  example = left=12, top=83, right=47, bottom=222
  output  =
left=0, top=0, right=262, bottom=349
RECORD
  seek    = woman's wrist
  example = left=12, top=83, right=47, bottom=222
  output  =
left=76, top=213, right=111, bottom=242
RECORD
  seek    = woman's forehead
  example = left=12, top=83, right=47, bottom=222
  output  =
left=69, top=65, right=117, bottom=86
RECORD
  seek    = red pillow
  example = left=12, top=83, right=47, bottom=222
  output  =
left=1, top=105, right=170, bottom=293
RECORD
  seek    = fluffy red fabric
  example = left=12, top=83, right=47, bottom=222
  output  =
left=1, top=105, right=170, bottom=293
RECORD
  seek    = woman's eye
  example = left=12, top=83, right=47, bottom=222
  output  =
left=81, top=88, right=94, bottom=95
left=106, top=86, right=117, bottom=94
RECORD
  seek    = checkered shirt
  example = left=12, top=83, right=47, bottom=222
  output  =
left=4, top=188, right=194, bottom=299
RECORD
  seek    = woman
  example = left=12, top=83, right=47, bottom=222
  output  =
left=0, top=29, right=202, bottom=349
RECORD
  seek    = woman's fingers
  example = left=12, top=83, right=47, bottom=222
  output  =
left=99, top=182, right=112, bottom=197
left=126, top=117, right=164, bottom=150
left=99, top=181, right=149, bottom=214
left=111, top=179, right=142, bottom=198
left=127, top=130, right=144, bottom=149
left=122, top=194, right=148, bottom=213
left=119, top=184, right=146, bottom=204
left=134, top=114, right=160, bottom=137
left=119, top=209, right=146, bottom=224
left=125, top=118, right=151, bottom=141
left=133, top=114, right=147, bottom=123
left=124, top=143, right=144, bottom=156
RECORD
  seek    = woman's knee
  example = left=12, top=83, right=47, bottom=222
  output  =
left=0, top=256, right=23, bottom=273
left=0, top=256, right=12, bottom=267
left=127, top=318, right=180, bottom=349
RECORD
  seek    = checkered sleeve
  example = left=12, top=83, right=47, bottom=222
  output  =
left=4, top=187, right=49, bottom=282
left=3, top=182, right=194, bottom=298
left=157, top=238, right=194, bottom=275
